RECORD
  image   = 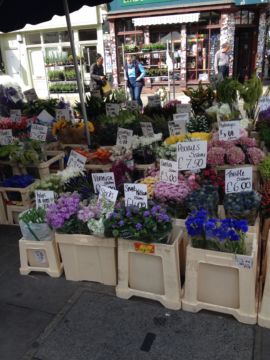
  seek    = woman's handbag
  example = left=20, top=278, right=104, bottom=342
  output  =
left=102, top=81, right=112, bottom=96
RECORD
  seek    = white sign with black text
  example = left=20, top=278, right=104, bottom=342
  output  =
left=160, top=159, right=178, bottom=184
left=92, top=172, right=116, bottom=193
left=116, top=127, right=133, bottom=148
left=141, top=122, right=155, bottom=138
left=98, top=186, right=118, bottom=213
left=24, top=88, right=38, bottom=102
left=37, top=110, right=54, bottom=125
left=67, top=150, right=87, bottom=171
left=168, top=121, right=185, bottom=136
left=176, top=103, right=191, bottom=114
left=30, top=124, right=48, bottom=142
left=10, top=109, right=21, bottom=123
left=0, top=129, right=13, bottom=145
left=35, top=190, right=55, bottom=210
left=124, top=183, right=148, bottom=208
left=235, top=254, right=254, bottom=269
left=55, top=109, right=70, bottom=121
left=173, top=112, right=190, bottom=123
left=225, top=167, right=253, bottom=194
left=219, top=121, right=240, bottom=141
left=148, top=95, right=161, bottom=108
left=177, top=140, right=207, bottom=171
left=106, top=103, right=120, bottom=117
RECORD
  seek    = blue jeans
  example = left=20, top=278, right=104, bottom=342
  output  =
left=128, top=77, right=143, bottom=107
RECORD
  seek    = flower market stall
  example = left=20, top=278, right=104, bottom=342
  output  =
left=2, top=77, right=270, bottom=326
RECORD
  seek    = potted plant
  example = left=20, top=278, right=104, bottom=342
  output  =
left=141, top=44, right=152, bottom=52
left=105, top=202, right=183, bottom=309
left=182, top=209, right=258, bottom=324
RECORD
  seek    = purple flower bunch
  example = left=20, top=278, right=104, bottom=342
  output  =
left=247, top=147, right=265, bottom=165
left=207, top=147, right=226, bottom=166
left=46, top=192, right=80, bottom=229
left=154, top=180, right=192, bottom=204
left=77, top=203, right=102, bottom=222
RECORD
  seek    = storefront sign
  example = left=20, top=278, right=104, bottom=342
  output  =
left=55, top=109, right=70, bottom=121
left=219, top=121, right=240, bottom=141
left=30, top=124, right=48, bottom=142
left=38, top=110, right=54, bottom=125
left=67, top=150, right=87, bottom=171
left=106, top=103, right=120, bottom=117
left=10, top=109, right=21, bottom=122
left=23, top=88, right=38, bottom=102
left=134, top=242, right=155, bottom=254
left=141, top=122, right=155, bottom=137
left=35, top=190, right=55, bottom=210
left=176, top=104, right=191, bottom=113
left=177, top=140, right=207, bottom=171
left=124, top=183, right=148, bottom=208
left=92, top=172, right=116, bottom=193
left=160, top=159, right=178, bottom=184
left=0, top=129, right=13, bottom=145
left=116, top=127, right=133, bottom=148
left=225, top=167, right=253, bottom=194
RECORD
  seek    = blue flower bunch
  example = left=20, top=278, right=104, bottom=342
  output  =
left=185, top=185, right=219, bottom=217
left=104, top=201, right=172, bottom=243
left=185, top=209, right=248, bottom=254
left=1, top=175, right=35, bottom=188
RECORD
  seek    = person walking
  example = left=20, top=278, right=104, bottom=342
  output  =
left=214, top=42, right=230, bottom=81
left=125, top=54, right=145, bottom=107
left=90, top=53, right=106, bottom=96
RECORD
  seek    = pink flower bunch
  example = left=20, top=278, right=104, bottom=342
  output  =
left=208, top=139, right=235, bottom=151
left=77, top=203, right=102, bottom=222
left=247, top=147, right=265, bottom=165
left=154, top=180, right=192, bottom=204
left=145, top=168, right=159, bottom=177
left=237, top=137, right=257, bottom=148
left=163, top=100, right=181, bottom=109
left=207, top=147, right=226, bottom=166
left=227, top=146, right=245, bottom=165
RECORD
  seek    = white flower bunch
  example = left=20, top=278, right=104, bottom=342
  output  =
left=109, top=145, right=133, bottom=162
left=132, top=133, right=162, bottom=149
left=155, top=87, right=167, bottom=102
left=56, top=167, right=85, bottom=183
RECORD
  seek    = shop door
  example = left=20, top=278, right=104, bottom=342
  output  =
left=234, top=28, right=257, bottom=82
left=80, top=45, right=97, bottom=92
left=28, top=48, right=48, bottom=98
left=5, top=49, right=21, bottom=84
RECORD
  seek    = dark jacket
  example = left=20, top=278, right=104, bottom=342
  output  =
left=90, top=63, right=105, bottom=91
left=125, top=61, right=145, bottom=87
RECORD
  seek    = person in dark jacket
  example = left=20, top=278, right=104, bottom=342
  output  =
left=125, top=54, right=145, bottom=107
left=90, top=53, right=106, bottom=95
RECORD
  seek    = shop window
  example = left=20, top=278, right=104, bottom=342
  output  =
left=78, top=29, right=97, bottom=41
left=26, top=33, right=41, bottom=45
left=82, top=46, right=97, bottom=73
left=43, top=32, right=59, bottom=44
left=235, top=10, right=256, bottom=25
left=210, top=12, right=220, bottom=25
left=60, top=31, right=70, bottom=42
left=116, top=19, right=135, bottom=32
left=198, top=12, right=210, bottom=25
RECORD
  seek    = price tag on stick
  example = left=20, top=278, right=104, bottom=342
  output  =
left=10, top=109, right=21, bottom=123
left=92, top=172, right=116, bottom=193
left=30, top=124, right=48, bottom=142
left=116, top=128, right=133, bottom=148
left=55, top=109, right=70, bottom=121
left=225, top=167, right=253, bottom=194
left=177, top=141, right=207, bottom=171
left=141, top=122, right=154, bottom=138
left=168, top=121, right=183, bottom=136
left=98, top=186, right=118, bottom=214
left=106, top=103, right=120, bottom=117
left=176, top=104, right=191, bottom=113
left=0, top=129, right=13, bottom=145
left=67, top=150, right=87, bottom=171
left=124, top=183, right=148, bottom=208
left=219, top=121, right=240, bottom=141
left=160, top=159, right=178, bottom=184
left=23, top=88, right=38, bottom=102
left=173, top=113, right=190, bottom=123
left=35, top=190, right=55, bottom=210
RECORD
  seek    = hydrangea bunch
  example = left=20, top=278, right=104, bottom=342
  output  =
left=247, top=147, right=265, bottom=165
left=226, top=146, right=245, bottom=165
left=207, top=147, right=226, bottom=166
left=185, top=209, right=248, bottom=254
left=154, top=180, right=192, bottom=204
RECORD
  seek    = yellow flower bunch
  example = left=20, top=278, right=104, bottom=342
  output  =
left=52, top=119, right=95, bottom=136
left=139, top=176, right=158, bottom=198
left=164, top=132, right=212, bottom=145
left=77, top=120, right=95, bottom=133
left=52, top=119, right=66, bottom=136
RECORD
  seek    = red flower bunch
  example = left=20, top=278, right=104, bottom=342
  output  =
left=201, top=168, right=225, bottom=193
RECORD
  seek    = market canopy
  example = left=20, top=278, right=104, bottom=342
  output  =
left=0, top=0, right=110, bottom=33
left=132, top=13, right=200, bottom=27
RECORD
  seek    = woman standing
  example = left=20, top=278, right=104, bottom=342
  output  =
left=90, top=53, right=106, bottom=96
left=125, top=55, right=145, bottom=107
left=214, top=42, right=230, bottom=81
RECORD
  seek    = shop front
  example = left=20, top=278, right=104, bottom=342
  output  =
left=106, top=0, right=269, bottom=90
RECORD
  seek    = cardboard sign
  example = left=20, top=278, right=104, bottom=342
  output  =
left=67, top=150, right=87, bottom=171
left=176, top=104, right=191, bottom=114
left=168, top=120, right=185, bottom=136
left=148, top=95, right=161, bottom=108
left=92, top=172, right=116, bottom=193
left=23, top=88, right=38, bottom=102
left=116, top=128, right=133, bottom=148
left=98, top=186, right=118, bottom=214
left=35, top=190, right=55, bottom=210
left=141, top=122, right=155, bottom=138
left=106, top=103, right=120, bottom=117
left=160, top=159, right=178, bottom=184
left=0, top=129, right=13, bottom=145
left=55, top=109, right=70, bottom=121
left=219, top=121, right=240, bottom=141
left=225, top=167, right=253, bottom=194
left=10, top=109, right=21, bottom=122
left=177, top=141, right=207, bottom=171
left=124, top=183, right=148, bottom=208
left=173, top=113, right=190, bottom=123
left=235, top=255, right=253, bottom=269
left=134, top=242, right=155, bottom=254
left=37, top=110, right=54, bottom=125
left=30, top=124, right=48, bottom=142
left=259, top=96, right=270, bottom=112
left=126, top=100, right=139, bottom=111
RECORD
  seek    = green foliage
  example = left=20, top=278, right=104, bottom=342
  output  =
left=64, top=69, right=76, bottom=81
left=73, top=94, right=106, bottom=119
left=49, top=83, right=77, bottom=93
left=19, top=207, right=46, bottom=224
left=258, top=125, right=270, bottom=148
left=186, top=114, right=210, bottom=133
left=216, top=78, right=241, bottom=108
left=22, top=99, right=57, bottom=117
left=183, top=82, right=215, bottom=116
left=104, top=88, right=128, bottom=104
left=124, top=44, right=139, bottom=53
left=48, top=70, right=64, bottom=81
left=259, top=155, right=270, bottom=180
left=238, top=74, right=263, bottom=119
left=56, top=215, right=90, bottom=235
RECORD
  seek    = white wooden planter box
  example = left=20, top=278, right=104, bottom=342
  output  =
left=56, top=233, right=117, bottom=285
left=182, top=233, right=258, bottom=324
left=258, top=232, right=270, bottom=328
left=116, top=225, right=183, bottom=310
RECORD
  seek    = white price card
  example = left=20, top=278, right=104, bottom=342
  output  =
left=23, top=88, right=38, bottom=102
left=116, top=127, right=133, bottom=148
left=148, top=95, right=161, bottom=108
left=35, top=190, right=55, bottom=210
left=0, top=129, right=13, bottom=145
left=235, top=255, right=253, bottom=269
left=141, top=122, right=155, bottom=138
left=219, top=121, right=240, bottom=141
left=168, top=121, right=184, bottom=136
left=55, top=109, right=70, bottom=121
left=124, top=183, right=148, bottom=208
left=98, top=186, right=118, bottom=214
left=30, top=124, right=48, bottom=142
left=92, top=172, right=116, bottom=193
left=160, top=159, right=178, bottom=184
left=33, top=250, right=47, bottom=264
left=67, top=150, right=87, bottom=171
left=225, top=167, right=253, bottom=194
left=259, top=96, right=270, bottom=112
left=37, top=110, right=54, bottom=125
left=126, top=100, right=139, bottom=111
left=177, top=140, right=207, bottom=171
left=176, top=103, right=191, bottom=113
left=106, top=103, right=120, bottom=117
left=10, top=109, right=21, bottom=122
left=174, top=112, right=190, bottom=123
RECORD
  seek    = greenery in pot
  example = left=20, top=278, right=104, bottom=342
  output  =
left=74, top=94, right=106, bottom=119
left=238, top=74, right=263, bottom=120
left=104, top=88, right=128, bottom=104
left=19, top=208, right=54, bottom=241
left=186, top=114, right=210, bottom=133
left=124, top=44, right=139, bottom=53
left=259, top=155, right=270, bottom=180
left=183, top=82, right=215, bottom=116
left=48, top=70, right=65, bottom=81
left=22, top=99, right=58, bottom=117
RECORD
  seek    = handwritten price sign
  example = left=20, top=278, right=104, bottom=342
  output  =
left=116, top=127, right=133, bottom=148
left=35, top=190, right=55, bottom=210
left=219, top=121, right=240, bottom=141
left=10, top=109, right=21, bottom=123
left=173, top=113, right=190, bottom=123
left=176, top=104, right=191, bottom=114
left=148, top=95, right=161, bottom=108
left=177, top=141, right=207, bottom=171
left=55, top=109, right=70, bottom=121
left=92, top=172, right=116, bottom=193
left=141, top=122, right=154, bottom=138
left=124, top=183, right=148, bottom=208
left=30, top=124, right=48, bottom=142
left=0, top=129, right=13, bottom=145
left=67, top=150, right=87, bottom=171
left=225, top=167, right=253, bottom=194
left=168, top=121, right=184, bottom=136
left=160, top=159, right=178, bottom=184
left=106, top=103, right=120, bottom=117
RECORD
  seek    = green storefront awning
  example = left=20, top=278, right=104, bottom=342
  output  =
left=234, top=0, right=267, bottom=4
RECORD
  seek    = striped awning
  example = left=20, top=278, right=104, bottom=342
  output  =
left=132, top=13, right=200, bottom=27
